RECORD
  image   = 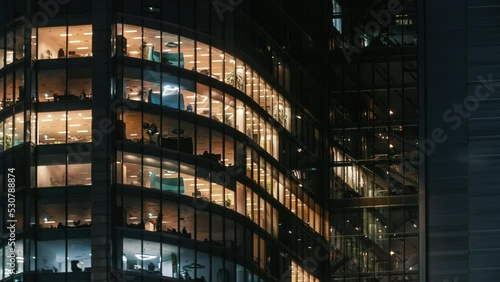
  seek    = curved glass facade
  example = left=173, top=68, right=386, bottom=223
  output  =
left=0, top=2, right=328, bottom=281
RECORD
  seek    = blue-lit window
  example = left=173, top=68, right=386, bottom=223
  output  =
left=332, top=0, right=342, bottom=34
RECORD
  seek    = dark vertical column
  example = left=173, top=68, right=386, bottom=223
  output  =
left=417, top=0, right=426, bottom=282
left=466, top=1, right=500, bottom=281
left=91, top=0, right=112, bottom=281
left=24, top=0, right=34, bottom=276
left=421, top=0, right=469, bottom=281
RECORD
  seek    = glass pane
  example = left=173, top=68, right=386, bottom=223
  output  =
left=0, top=77, right=4, bottom=110
left=14, top=27, right=25, bottom=61
left=15, top=69, right=24, bottom=102
left=5, top=73, right=13, bottom=106
left=142, top=27, right=161, bottom=62
left=38, top=69, right=66, bottom=102
left=38, top=26, right=67, bottom=59
left=67, top=238, right=92, bottom=272
left=6, top=31, right=14, bottom=64
left=0, top=36, right=5, bottom=69
left=4, top=116, right=13, bottom=149
left=211, top=88, right=223, bottom=123
left=66, top=25, right=93, bottom=57
left=196, top=83, right=210, bottom=118
left=224, top=53, right=236, bottom=88
left=37, top=154, right=66, bottom=187
left=211, top=47, right=223, bottom=82
left=196, top=41, right=210, bottom=75
left=0, top=121, right=3, bottom=152
left=38, top=111, right=65, bottom=144
left=180, top=36, right=194, bottom=70
left=68, top=67, right=92, bottom=99
left=13, top=112, right=24, bottom=146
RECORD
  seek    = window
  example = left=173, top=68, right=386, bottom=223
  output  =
left=396, top=14, right=413, bottom=25
left=3, top=240, right=24, bottom=276
left=13, top=112, right=24, bottom=146
left=37, top=25, right=93, bottom=60
left=4, top=116, right=13, bottom=150
left=14, top=27, right=25, bottom=61
left=37, top=110, right=92, bottom=144
left=332, top=0, right=342, bottom=33
left=37, top=239, right=91, bottom=272
left=0, top=120, right=3, bottom=152
left=0, top=36, right=4, bottom=70
left=37, top=153, right=91, bottom=187
left=195, top=41, right=210, bottom=75
left=0, top=77, right=4, bottom=110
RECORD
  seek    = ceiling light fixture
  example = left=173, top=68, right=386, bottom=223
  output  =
left=134, top=254, right=157, bottom=260
left=165, top=42, right=178, bottom=48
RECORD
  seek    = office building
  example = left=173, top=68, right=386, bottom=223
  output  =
left=328, top=0, right=419, bottom=281
left=7, top=1, right=497, bottom=282
left=0, top=0, right=330, bottom=281
left=419, top=0, right=500, bottom=281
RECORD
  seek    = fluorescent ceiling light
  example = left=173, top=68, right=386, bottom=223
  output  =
left=135, top=254, right=157, bottom=260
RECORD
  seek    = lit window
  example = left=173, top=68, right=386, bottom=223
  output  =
left=332, top=0, right=342, bottom=34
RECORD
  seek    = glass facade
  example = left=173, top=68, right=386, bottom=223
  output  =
left=0, top=1, right=328, bottom=282
left=329, top=1, right=418, bottom=281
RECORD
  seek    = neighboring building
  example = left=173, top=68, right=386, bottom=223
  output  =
left=0, top=0, right=330, bottom=282
left=328, top=1, right=419, bottom=282
left=420, top=0, right=500, bottom=282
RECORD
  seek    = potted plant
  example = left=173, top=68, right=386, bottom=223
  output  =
left=273, top=104, right=288, bottom=126
left=225, top=198, right=231, bottom=207
left=225, top=72, right=244, bottom=90
left=142, top=122, right=158, bottom=145
left=5, top=135, right=12, bottom=149
left=265, top=180, right=271, bottom=192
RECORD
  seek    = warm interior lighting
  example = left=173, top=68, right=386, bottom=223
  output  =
left=134, top=254, right=157, bottom=260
